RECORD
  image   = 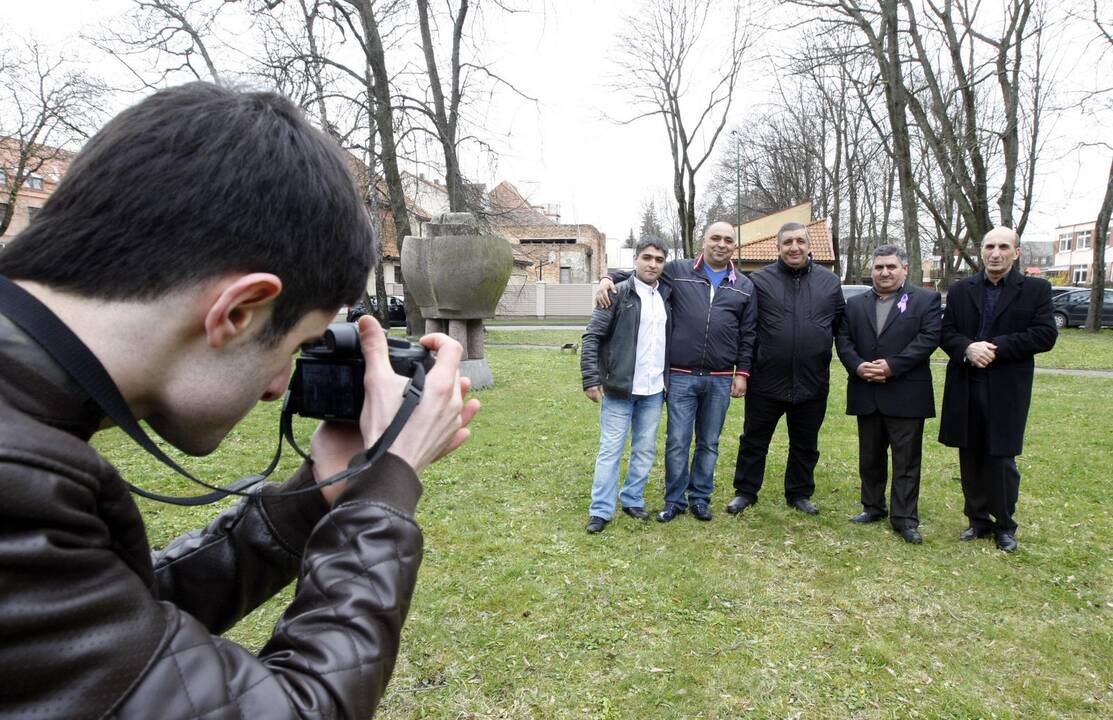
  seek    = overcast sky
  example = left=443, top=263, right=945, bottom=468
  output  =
left=7, top=0, right=1110, bottom=261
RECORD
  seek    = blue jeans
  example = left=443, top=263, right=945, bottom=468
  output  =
left=589, top=392, right=665, bottom=519
left=664, top=372, right=733, bottom=509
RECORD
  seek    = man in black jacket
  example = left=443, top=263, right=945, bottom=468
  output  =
left=939, top=226, right=1056, bottom=552
left=835, top=245, right=941, bottom=544
left=0, top=83, right=478, bottom=719
left=727, top=222, right=844, bottom=516
left=596, top=222, right=757, bottom=523
left=580, top=239, right=671, bottom=533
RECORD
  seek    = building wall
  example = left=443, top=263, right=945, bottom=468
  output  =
left=0, top=151, right=69, bottom=247
left=496, top=223, right=606, bottom=283
left=738, top=202, right=812, bottom=245
left=1052, top=222, right=1113, bottom=284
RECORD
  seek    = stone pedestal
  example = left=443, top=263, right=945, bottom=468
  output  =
left=403, top=213, right=512, bottom=389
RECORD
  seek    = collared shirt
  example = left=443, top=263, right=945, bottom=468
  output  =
left=631, top=275, right=667, bottom=395
left=978, top=272, right=1004, bottom=341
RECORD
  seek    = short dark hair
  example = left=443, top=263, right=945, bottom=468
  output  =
left=872, top=244, right=908, bottom=265
left=776, top=222, right=807, bottom=244
left=0, top=82, right=373, bottom=344
left=635, top=237, right=669, bottom=258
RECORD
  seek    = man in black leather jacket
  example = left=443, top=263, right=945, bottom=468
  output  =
left=0, top=83, right=478, bottom=719
left=727, top=222, right=844, bottom=517
left=580, top=239, right=671, bottom=533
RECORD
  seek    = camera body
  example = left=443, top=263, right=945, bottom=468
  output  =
left=286, top=323, right=433, bottom=422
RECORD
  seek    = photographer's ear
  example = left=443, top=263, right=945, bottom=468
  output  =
left=204, top=273, right=283, bottom=348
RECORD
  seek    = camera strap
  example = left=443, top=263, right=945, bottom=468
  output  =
left=0, top=275, right=425, bottom=506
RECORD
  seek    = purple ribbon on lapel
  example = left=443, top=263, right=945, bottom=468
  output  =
left=897, top=293, right=909, bottom=313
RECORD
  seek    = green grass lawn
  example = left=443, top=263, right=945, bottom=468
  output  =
left=485, top=326, right=1113, bottom=372
left=94, top=347, right=1113, bottom=719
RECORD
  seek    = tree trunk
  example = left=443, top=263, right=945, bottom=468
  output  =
left=349, top=0, right=421, bottom=334
left=882, top=0, right=922, bottom=285
left=1085, top=156, right=1113, bottom=332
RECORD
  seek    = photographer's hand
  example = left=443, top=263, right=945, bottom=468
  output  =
left=310, top=317, right=479, bottom=506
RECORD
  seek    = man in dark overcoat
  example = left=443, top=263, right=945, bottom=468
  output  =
left=938, top=226, right=1057, bottom=552
left=836, top=244, right=941, bottom=544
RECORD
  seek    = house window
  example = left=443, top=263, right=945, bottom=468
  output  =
left=0, top=171, right=7, bottom=187
left=28, top=206, right=41, bottom=223
left=560, top=266, right=572, bottom=284
left=26, top=175, right=44, bottom=191
left=1059, top=233, right=1072, bottom=252
left=393, top=263, right=403, bottom=286
left=1077, top=230, right=1092, bottom=250
left=0, top=202, right=8, bottom=220
left=1072, top=267, right=1089, bottom=285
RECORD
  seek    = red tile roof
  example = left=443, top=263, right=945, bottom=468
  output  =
left=738, top=218, right=834, bottom=263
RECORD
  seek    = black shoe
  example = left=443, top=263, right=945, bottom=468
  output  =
left=586, top=516, right=608, bottom=534
left=850, top=511, right=886, bottom=524
left=789, top=497, right=819, bottom=515
left=691, top=502, right=712, bottom=521
left=995, top=531, right=1018, bottom=552
left=622, top=506, right=649, bottom=520
left=656, top=504, right=685, bottom=523
left=725, top=495, right=754, bottom=515
left=898, top=527, right=923, bottom=544
left=959, top=526, right=993, bottom=541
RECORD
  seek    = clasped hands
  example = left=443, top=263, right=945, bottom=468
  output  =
left=964, top=340, right=997, bottom=368
left=856, top=359, right=893, bottom=383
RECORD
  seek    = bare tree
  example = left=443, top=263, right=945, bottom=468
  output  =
left=612, top=0, right=753, bottom=258
left=1084, top=0, right=1113, bottom=332
left=87, top=0, right=227, bottom=89
left=0, top=40, right=106, bottom=237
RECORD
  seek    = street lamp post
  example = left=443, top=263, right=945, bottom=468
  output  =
left=730, top=129, right=741, bottom=254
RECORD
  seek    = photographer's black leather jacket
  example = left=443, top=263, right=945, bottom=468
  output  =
left=0, top=313, right=424, bottom=719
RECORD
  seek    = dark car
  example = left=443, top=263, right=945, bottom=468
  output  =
left=346, top=295, right=407, bottom=327
left=841, top=284, right=872, bottom=301
left=1052, top=288, right=1113, bottom=329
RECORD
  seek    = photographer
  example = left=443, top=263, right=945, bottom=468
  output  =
left=0, top=83, right=478, bottom=719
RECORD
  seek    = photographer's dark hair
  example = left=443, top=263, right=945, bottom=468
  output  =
left=635, top=237, right=669, bottom=258
left=0, top=82, right=373, bottom=344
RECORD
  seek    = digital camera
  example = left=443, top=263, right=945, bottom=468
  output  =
left=286, top=323, right=433, bottom=422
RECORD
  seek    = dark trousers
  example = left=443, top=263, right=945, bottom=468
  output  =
left=857, top=412, right=924, bottom=530
left=732, top=395, right=827, bottom=503
left=959, top=377, right=1020, bottom=533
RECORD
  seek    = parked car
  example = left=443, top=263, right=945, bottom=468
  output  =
left=346, top=295, right=407, bottom=327
left=1052, top=288, right=1113, bottom=329
left=841, top=284, right=872, bottom=301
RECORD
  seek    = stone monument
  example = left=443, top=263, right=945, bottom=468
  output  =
left=401, top=212, right=513, bottom=389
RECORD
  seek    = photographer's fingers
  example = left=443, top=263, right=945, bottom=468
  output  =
left=356, top=316, right=408, bottom=446
left=432, top=397, right=481, bottom=462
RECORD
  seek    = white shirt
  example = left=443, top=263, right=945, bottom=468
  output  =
left=631, top=275, right=667, bottom=395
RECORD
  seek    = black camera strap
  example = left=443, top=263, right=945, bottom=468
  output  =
left=0, top=275, right=425, bottom=506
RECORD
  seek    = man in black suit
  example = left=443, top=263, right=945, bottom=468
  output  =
left=939, top=226, right=1057, bottom=552
left=836, top=244, right=941, bottom=544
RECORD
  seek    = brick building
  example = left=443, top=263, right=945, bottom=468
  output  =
left=0, top=138, right=74, bottom=248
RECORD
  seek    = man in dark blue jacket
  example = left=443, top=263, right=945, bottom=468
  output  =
left=580, top=239, right=671, bottom=533
left=727, top=222, right=844, bottom=517
left=596, top=221, right=757, bottom=523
